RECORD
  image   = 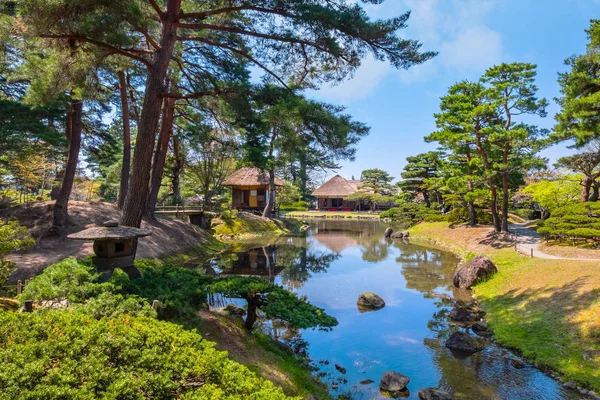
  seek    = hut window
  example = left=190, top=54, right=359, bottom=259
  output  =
left=250, top=190, right=257, bottom=197
left=115, top=242, right=125, bottom=253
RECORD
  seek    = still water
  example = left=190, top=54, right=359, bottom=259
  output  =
left=206, top=219, right=577, bottom=400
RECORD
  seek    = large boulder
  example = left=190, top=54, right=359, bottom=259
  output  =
left=448, top=301, right=486, bottom=323
left=445, top=331, right=485, bottom=354
left=452, top=256, right=497, bottom=289
left=384, top=227, right=393, bottom=238
left=357, top=292, right=386, bottom=311
left=390, top=231, right=409, bottom=239
left=418, top=388, right=453, bottom=400
left=380, top=371, right=410, bottom=392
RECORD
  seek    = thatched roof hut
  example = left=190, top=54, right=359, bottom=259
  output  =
left=223, top=167, right=284, bottom=187
left=311, top=175, right=360, bottom=197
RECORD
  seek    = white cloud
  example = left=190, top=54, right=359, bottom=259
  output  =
left=311, top=55, right=393, bottom=102
left=311, top=1, right=506, bottom=98
left=441, top=26, right=503, bottom=70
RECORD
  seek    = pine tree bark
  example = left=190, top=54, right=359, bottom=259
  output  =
left=145, top=95, right=176, bottom=219
left=53, top=98, right=82, bottom=228
left=582, top=176, right=593, bottom=202
left=121, top=0, right=181, bottom=227
left=262, top=128, right=278, bottom=218
left=117, top=71, right=131, bottom=209
left=501, top=171, right=510, bottom=232
left=244, top=296, right=259, bottom=330
left=171, top=135, right=183, bottom=205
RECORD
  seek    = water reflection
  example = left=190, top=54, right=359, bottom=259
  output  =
left=205, top=219, right=578, bottom=400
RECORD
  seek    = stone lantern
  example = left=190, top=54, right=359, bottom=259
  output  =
left=68, top=220, right=152, bottom=281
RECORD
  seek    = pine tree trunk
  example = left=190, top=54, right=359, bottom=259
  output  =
left=299, top=149, right=308, bottom=200
left=501, top=171, right=509, bottom=232
left=117, top=71, right=131, bottom=209
left=582, top=175, right=593, bottom=202
left=171, top=135, right=183, bottom=205
left=53, top=99, right=82, bottom=228
left=145, top=95, right=176, bottom=219
left=591, top=181, right=599, bottom=202
left=244, top=296, right=259, bottom=330
left=489, top=183, right=501, bottom=232
left=262, top=169, right=276, bottom=218
left=121, top=0, right=181, bottom=227
left=468, top=201, right=477, bottom=226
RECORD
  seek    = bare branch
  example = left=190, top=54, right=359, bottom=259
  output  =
left=180, top=6, right=294, bottom=20
left=149, top=0, right=164, bottom=18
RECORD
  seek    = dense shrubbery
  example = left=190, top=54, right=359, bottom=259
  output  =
left=21, top=258, right=156, bottom=318
left=0, top=257, right=338, bottom=398
left=380, top=203, right=446, bottom=226
left=0, top=220, right=34, bottom=285
left=280, top=201, right=309, bottom=211
left=0, top=311, right=291, bottom=399
left=538, top=202, right=600, bottom=244
left=115, top=260, right=212, bottom=319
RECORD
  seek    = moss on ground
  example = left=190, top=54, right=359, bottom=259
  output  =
left=410, top=222, right=600, bottom=391
left=213, top=212, right=300, bottom=239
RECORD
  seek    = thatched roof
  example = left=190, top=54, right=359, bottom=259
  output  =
left=312, top=175, right=360, bottom=197
left=313, top=232, right=358, bottom=253
left=223, top=167, right=284, bottom=187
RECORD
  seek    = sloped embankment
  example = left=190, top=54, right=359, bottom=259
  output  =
left=1, top=201, right=222, bottom=281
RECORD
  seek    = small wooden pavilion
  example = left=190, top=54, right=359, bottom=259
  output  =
left=223, top=167, right=284, bottom=211
left=312, top=175, right=369, bottom=211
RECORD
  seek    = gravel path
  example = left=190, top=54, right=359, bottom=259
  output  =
left=510, top=224, right=599, bottom=261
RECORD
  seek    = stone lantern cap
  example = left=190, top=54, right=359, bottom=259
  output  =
left=67, top=220, right=152, bottom=241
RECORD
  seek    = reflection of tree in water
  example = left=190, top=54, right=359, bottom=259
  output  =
left=394, top=241, right=459, bottom=298
left=360, top=240, right=389, bottom=262
left=279, top=246, right=339, bottom=290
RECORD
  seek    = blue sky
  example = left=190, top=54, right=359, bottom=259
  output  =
left=307, top=0, right=600, bottom=182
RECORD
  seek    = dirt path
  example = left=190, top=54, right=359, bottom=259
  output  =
left=510, top=223, right=599, bottom=261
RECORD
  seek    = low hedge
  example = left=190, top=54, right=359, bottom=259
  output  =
left=0, top=311, right=292, bottom=399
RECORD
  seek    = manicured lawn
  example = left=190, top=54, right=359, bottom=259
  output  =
left=410, top=222, right=600, bottom=390
left=285, top=211, right=381, bottom=219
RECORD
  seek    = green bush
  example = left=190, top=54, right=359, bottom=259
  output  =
left=0, top=220, right=34, bottom=285
left=380, top=203, right=445, bottom=226
left=21, top=258, right=156, bottom=318
left=280, top=201, right=309, bottom=211
left=115, top=260, right=212, bottom=320
left=538, top=202, right=600, bottom=243
left=0, top=311, right=291, bottom=399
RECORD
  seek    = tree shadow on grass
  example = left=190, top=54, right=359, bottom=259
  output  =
left=480, top=277, right=600, bottom=386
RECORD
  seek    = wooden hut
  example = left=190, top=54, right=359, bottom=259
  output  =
left=312, top=175, right=369, bottom=211
left=223, top=167, right=284, bottom=211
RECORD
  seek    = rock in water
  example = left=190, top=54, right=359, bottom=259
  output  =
left=448, top=301, right=486, bottom=322
left=357, top=292, right=386, bottom=311
left=360, top=379, right=374, bottom=385
left=334, top=364, right=346, bottom=374
left=445, top=331, right=485, bottom=354
left=418, top=388, right=453, bottom=400
left=384, top=227, right=393, bottom=238
left=380, top=371, right=410, bottom=392
left=452, top=256, right=497, bottom=289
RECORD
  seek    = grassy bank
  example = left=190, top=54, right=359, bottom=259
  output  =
left=194, top=311, right=329, bottom=399
left=212, top=210, right=301, bottom=239
left=410, top=222, right=600, bottom=390
left=286, top=210, right=381, bottom=220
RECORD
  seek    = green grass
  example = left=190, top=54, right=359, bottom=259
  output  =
left=213, top=213, right=300, bottom=238
left=286, top=211, right=381, bottom=219
left=410, top=222, right=600, bottom=390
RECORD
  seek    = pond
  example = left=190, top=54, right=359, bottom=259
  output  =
left=205, top=219, right=577, bottom=400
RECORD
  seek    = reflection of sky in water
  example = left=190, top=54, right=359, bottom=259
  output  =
left=213, top=220, right=578, bottom=400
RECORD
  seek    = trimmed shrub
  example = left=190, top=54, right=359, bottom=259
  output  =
left=538, top=202, right=600, bottom=244
left=380, top=203, right=445, bottom=226
left=280, top=201, right=309, bottom=211
left=0, top=311, right=291, bottom=399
